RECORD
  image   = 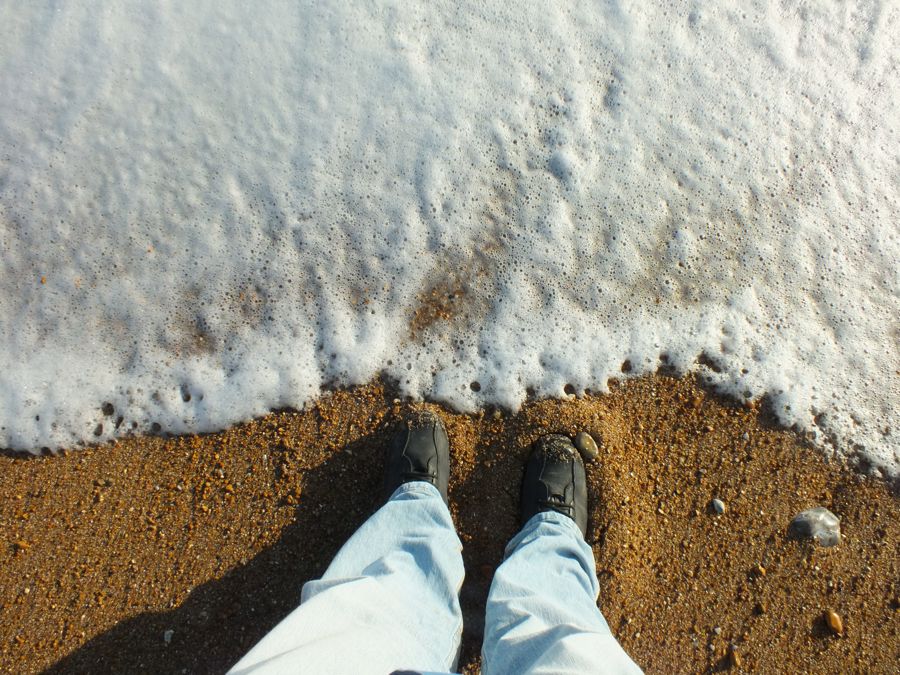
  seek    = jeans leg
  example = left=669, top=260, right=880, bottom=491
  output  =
left=482, top=512, right=642, bottom=675
left=229, top=482, right=464, bottom=675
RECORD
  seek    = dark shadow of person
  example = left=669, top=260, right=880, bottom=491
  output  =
left=44, top=425, right=387, bottom=674
left=44, top=416, right=525, bottom=674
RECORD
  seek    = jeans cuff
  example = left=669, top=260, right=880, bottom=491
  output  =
left=505, top=510, right=584, bottom=556
left=387, top=480, right=443, bottom=502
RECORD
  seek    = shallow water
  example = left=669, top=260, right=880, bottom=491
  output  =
left=0, top=1, right=897, bottom=474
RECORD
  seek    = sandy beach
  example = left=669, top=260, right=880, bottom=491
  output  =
left=2, top=4, right=898, bottom=674
left=1, top=374, right=896, bottom=673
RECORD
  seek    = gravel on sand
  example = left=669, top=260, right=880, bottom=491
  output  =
left=0, top=375, right=897, bottom=673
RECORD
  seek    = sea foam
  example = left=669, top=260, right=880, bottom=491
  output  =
left=0, top=1, right=897, bottom=476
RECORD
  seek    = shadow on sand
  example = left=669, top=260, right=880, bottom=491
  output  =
left=44, top=423, right=525, bottom=674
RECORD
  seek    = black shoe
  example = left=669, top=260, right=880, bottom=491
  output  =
left=384, top=410, right=450, bottom=503
left=521, top=434, right=588, bottom=536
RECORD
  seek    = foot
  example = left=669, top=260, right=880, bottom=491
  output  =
left=384, top=410, right=450, bottom=503
left=521, top=434, right=588, bottom=536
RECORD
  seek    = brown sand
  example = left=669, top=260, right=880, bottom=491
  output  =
left=0, top=375, right=897, bottom=673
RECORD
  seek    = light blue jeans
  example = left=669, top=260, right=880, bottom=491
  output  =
left=229, top=482, right=642, bottom=675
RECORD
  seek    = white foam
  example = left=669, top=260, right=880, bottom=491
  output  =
left=0, top=2, right=897, bottom=476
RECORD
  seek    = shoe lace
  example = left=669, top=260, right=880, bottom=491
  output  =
left=401, top=469, right=436, bottom=482
left=538, top=493, right=574, bottom=515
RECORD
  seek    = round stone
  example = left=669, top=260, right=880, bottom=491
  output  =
left=711, top=498, right=726, bottom=515
left=788, top=507, right=841, bottom=547
left=574, top=431, right=599, bottom=461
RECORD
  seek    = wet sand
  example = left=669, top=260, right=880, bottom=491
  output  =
left=1, top=374, right=897, bottom=673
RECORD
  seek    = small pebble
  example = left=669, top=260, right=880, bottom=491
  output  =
left=574, top=431, right=599, bottom=461
left=729, top=646, right=742, bottom=668
left=825, top=609, right=843, bottom=635
left=788, top=507, right=841, bottom=547
left=163, top=629, right=174, bottom=645
left=711, top=498, right=726, bottom=514
left=713, top=626, right=722, bottom=635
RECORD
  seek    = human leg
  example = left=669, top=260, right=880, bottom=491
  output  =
left=481, top=435, right=642, bottom=675
left=229, top=412, right=463, bottom=675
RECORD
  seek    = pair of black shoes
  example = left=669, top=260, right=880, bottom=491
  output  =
left=384, top=411, right=588, bottom=535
